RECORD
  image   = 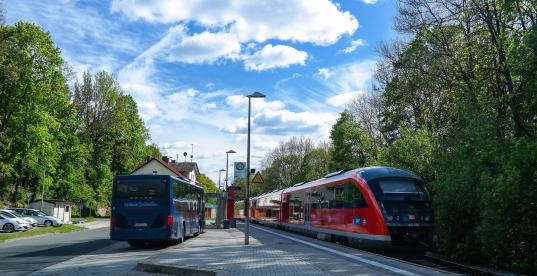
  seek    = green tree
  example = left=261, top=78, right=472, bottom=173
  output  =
left=72, top=71, right=150, bottom=206
left=374, top=0, right=537, bottom=272
left=197, top=173, right=217, bottom=193
left=329, top=111, right=375, bottom=171
left=299, top=146, right=331, bottom=181
left=145, top=143, right=162, bottom=160
left=0, top=22, right=84, bottom=205
left=260, top=136, right=314, bottom=190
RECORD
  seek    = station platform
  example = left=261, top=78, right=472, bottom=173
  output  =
left=138, top=224, right=450, bottom=275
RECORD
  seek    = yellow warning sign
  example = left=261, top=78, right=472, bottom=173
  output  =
left=251, top=171, right=264, bottom=184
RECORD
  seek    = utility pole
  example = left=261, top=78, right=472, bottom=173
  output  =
left=40, top=167, right=45, bottom=211
left=190, top=144, right=194, bottom=162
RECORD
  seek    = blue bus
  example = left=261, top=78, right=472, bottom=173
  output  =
left=110, top=174, right=204, bottom=246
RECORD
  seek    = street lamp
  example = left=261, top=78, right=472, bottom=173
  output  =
left=245, top=91, right=265, bottom=245
left=218, top=169, right=226, bottom=190
left=35, top=164, right=47, bottom=211
left=225, top=150, right=236, bottom=190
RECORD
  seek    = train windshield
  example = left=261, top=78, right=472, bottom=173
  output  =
left=115, top=179, right=167, bottom=199
left=379, top=179, right=420, bottom=194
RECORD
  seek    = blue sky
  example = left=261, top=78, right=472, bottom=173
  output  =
left=5, top=0, right=397, bottom=183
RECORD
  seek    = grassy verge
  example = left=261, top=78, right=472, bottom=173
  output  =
left=84, top=217, right=96, bottom=223
left=0, top=224, right=85, bottom=242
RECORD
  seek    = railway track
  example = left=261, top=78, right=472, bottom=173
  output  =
left=244, top=221, right=510, bottom=275
left=370, top=248, right=503, bottom=275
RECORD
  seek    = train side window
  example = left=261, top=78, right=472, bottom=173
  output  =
left=289, top=192, right=303, bottom=222
left=346, top=182, right=368, bottom=208
left=310, top=190, right=321, bottom=209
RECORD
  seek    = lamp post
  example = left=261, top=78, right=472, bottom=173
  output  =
left=218, top=169, right=225, bottom=190
left=225, top=150, right=236, bottom=189
left=41, top=166, right=45, bottom=211
left=217, top=168, right=226, bottom=229
left=245, top=91, right=265, bottom=245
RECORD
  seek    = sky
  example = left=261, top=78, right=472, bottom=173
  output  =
left=5, top=0, right=397, bottom=184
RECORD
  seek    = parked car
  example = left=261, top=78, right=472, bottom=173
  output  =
left=1, top=209, right=38, bottom=227
left=7, top=208, right=63, bottom=227
left=0, top=213, right=28, bottom=233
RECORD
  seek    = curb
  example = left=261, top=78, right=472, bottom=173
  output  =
left=137, top=261, right=230, bottom=276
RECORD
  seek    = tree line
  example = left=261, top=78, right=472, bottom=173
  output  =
left=0, top=22, right=162, bottom=212
left=257, top=0, right=536, bottom=273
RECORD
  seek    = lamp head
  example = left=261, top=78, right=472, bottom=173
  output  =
left=247, top=91, right=266, bottom=98
left=227, top=150, right=237, bottom=154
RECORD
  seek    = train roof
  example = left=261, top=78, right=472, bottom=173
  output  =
left=252, top=166, right=422, bottom=199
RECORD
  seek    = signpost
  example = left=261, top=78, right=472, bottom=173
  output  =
left=234, top=162, right=246, bottom=180
left=251, top=171, right=264, bottom=184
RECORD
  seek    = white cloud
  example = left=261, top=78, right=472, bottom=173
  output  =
left=316, top=68, right=333, bottom=79
left=111, top=0, right=358, bottom=46
left=166, top=31, right=241, bottom=64
left=360, top=0, right=379, bottom=4
left=326, top=91, right=366, bottom=107
left=339, top=38, right=367, bottom=54
left=243, top=44, right=308, bottom=71
left=324, top=60, right=376, bottom=94
left=222, top=94, right=337, bottom=136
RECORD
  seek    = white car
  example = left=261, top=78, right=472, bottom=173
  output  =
left=8, top=208, right=63, bottom=227
left=0, top=213, right=28, bottom=233
left=1, top=210, right=38, bottom=227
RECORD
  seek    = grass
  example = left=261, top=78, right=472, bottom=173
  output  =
left=84, top=217, right=96, bottom=223
left=0, top=224, right=85, bottom=242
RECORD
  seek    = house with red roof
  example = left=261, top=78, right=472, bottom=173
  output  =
left=130, top=156, right=187, bottom=178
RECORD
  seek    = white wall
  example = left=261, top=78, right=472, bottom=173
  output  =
left=131, top=160, right=179, bottom=177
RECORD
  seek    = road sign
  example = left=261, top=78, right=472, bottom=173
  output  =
left=234, top=162, right=247, bottom=179
left=251, top=171, right=264, bottom=184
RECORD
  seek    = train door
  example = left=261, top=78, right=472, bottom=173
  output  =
left=304, top=190, right=311, bottom=231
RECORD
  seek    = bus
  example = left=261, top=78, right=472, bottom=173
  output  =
left=110, top=174, right=204, bottom=246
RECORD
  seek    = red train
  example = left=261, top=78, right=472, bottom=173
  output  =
left=248, top=167, right=435, bottom=248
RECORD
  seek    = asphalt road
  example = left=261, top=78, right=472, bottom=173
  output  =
left=0, top=227, right=116, bottom=276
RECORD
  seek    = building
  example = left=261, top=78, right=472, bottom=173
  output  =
left=170, top=162, right=200, bottom=183
left=130, top=156, right=186, bottom=177
left=29, top=199, right=72, bottom=223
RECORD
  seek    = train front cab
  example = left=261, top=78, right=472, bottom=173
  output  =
left=362, top=173, right=435, bottom=248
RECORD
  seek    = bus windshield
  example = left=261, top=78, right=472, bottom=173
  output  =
left=115, top=178, right=167, bottom=199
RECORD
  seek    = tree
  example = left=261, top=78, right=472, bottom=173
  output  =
left=146, top=143, right=162, bottom=160
left=0, top=1, right=4, bottom=26
left=197, top=173, right=217, bottom=193
left=72, top=71, right=150, bottom=206
left=299, top=145, right=331, bottom=181
left=329, top=112, right=375, bottom=171
left=260, top=136, right=315, bottom=190
left=0, top=22, right=83, bottom=205
left=373, top=0, right=537, bottom=272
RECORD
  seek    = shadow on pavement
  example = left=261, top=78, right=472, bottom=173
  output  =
left=9, top=239, right=116, bottom=258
